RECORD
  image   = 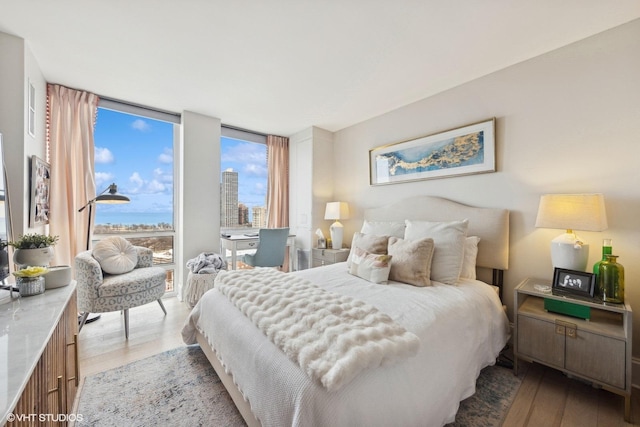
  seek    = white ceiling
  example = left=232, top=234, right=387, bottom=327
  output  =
left=1, top=1, right=639, bottom=136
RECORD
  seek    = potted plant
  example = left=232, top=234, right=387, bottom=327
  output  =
left=8, top=233, right=59, bottom=267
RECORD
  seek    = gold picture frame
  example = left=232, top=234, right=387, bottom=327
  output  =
left=369, top=118, right=496, bottom=185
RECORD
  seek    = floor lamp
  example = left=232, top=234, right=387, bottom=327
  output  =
left=77, top=183, right=130, bottom=323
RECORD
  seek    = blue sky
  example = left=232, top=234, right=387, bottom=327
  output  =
left=220, top=136, right=267, bottom=212
left=93, top=108, right=267, bottom=224
left=93, top=108, right=174, bottom=217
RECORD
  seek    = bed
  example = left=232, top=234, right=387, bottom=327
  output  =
left=182, top=196, right=510, bottom=426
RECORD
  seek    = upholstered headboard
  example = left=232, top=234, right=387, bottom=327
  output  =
left=364, top=196, right=510, bottom=272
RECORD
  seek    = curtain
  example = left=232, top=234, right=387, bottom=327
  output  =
left=47, top=84, right=99, bottom=266
left=266, top=135, right=289, bottom=270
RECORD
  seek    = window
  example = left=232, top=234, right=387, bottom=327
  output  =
left=220, top=127, right=267, bottom=233
left=93, top=102, right=179, bottom=293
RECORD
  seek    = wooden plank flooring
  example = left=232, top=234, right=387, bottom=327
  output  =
left=78, top=297, right=640, bottom=425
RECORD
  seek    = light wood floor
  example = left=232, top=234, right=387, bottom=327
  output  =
left=78, top=297, right=640, bottom=426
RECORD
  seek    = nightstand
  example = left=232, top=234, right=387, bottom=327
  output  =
left=514, top=277, right=632, bottom=421
left=311, top=248, right=349, bottom=267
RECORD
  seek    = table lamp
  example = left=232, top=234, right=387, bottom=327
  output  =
left=535, top=193, right=607, bottom=271
left=324, top=202, right=349, bottom=249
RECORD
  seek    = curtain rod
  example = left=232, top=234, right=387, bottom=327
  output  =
left=222, top=124, right=268, bottom=137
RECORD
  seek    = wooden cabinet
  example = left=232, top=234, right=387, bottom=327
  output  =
left=311, top=248, right=349, bottom=267
left=514, top=278, right=632, bottom=421
left=3, top=286, right=79, bottom=426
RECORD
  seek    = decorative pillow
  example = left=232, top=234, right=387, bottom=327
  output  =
left=92, top=236, right=138, bottom=274
left=346, top=232, right=389, bottom=268
left=460, top=236, right=481, bottom=280
left=404, top=219, right=469, bottom=285
left=360, top=220, right=406, bottom=239
left=387, top=236, right=435, bottom=287
left=348, top=247, right=392, bottom=284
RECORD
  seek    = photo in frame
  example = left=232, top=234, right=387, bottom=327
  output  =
left=552, top=267, right=596, bottom=298
left=30, top=155, right=51, bottom=226
left=369, top=118, right=495, bottom=185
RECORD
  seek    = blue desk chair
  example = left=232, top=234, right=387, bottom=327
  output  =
left=243, top=228, right=290, bottom=269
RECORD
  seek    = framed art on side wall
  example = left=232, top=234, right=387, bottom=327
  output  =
left=30, top=155, right=51, bottom=226
left=369, top=118, right=495, bottom=185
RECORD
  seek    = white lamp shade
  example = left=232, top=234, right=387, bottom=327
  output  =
left=324, top=202, right=350, bottom=220
left=535, top=193, right=607, bottom=232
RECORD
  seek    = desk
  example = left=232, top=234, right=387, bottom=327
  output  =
left=220, top=234, right=296, bottom=271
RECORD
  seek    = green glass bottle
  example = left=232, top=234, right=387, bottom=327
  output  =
left=599, top=254, right=624, bottom=303
left=593, top=238, right=612, bottom=297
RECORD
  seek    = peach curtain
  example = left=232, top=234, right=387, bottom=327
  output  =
left=266, top=135, right=289, bottom=270
left=47, top=84, right=99, bottom=266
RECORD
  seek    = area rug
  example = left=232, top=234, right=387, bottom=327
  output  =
left=76, top=346, right=522, bottom=426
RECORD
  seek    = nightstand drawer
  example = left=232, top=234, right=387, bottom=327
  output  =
left=311, top=248, right=349, bottom=267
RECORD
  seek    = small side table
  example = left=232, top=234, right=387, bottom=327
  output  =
left=311, top=248, right=349, bottom=268
left=184, top=271, right=219, bottom=308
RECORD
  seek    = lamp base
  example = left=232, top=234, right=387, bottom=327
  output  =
left=550, top=233, right=589, bottom=271
left=330, top=221, right=344, bottom=249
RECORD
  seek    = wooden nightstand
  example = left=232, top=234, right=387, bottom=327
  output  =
left=514, top=277, right=632, bottom=421
left=311, top=248, right=349, bottom=267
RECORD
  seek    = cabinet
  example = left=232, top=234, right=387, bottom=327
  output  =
left=311, top=248, right=349, bottom=267
left=514, top=278, right=632, bottom=421
left=2, top=284, right=79, bottom=426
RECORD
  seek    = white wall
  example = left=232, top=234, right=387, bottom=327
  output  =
left=332, top=20, right=640, bottom=354
left=180, top=111, right=221, bottom=269
left=0, top=32, right=48, bottom=241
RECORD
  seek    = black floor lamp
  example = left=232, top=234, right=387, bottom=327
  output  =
left=77, top=183, right=130, bottom=324
left=78, top=183, right=130, bottom=250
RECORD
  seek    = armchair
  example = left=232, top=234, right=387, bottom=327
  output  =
left=76, top=238, right=167, bottom=339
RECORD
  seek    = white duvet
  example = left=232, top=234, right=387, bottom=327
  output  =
left=182, top=263, right=510, bottom=427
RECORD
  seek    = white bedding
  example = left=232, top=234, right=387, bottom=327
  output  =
left=182, top=262, right=510, bottom=427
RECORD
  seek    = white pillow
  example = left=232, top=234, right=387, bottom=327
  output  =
left=460, top=236, right=481, bottom=280
left=404, top=219, right=468, bottom=285
left=348, top=247, right=392, bottom=284
left=360, top=220, right=406, bottom=239
left=92, top=236, right=138, bottom=274
left=387, top=236, right=435, bottom=287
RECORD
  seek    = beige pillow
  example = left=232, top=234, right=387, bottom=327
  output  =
left=92, top=236, right=138, bottom=274
left=348, top=247, right=392, bottom=284
left=388, top=236, right=435, bottom=287
left=346, top=232, right=389, bottom=268
left=460, top=236, right=481, bottom=280
left=404, top=219, right=468, bottom=285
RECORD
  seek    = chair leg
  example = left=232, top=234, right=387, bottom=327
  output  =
left=124, top=308, right=129, bottom=339
left=78, top=312, right=90, bottom=332
left=157, top=299, right=167, bottom=315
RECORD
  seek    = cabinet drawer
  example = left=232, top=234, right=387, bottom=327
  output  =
left=312, top=249, right=349, bottom=264
left=566, top=330, right=626, bottom=389
left=517, top=314, right=565, bottom=369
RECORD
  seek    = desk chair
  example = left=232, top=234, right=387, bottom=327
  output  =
left=243, top=227, right=290, bottom=269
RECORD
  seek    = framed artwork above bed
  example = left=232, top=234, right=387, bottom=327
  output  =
left=369, top=118, right=496, bottom=185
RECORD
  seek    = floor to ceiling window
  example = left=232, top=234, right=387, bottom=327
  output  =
left=93, top=100, right=180, bottom=293
left=220, top=126, right=268, bottom=234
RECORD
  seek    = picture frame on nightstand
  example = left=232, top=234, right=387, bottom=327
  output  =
left=552, top=267, right=596, bottom=298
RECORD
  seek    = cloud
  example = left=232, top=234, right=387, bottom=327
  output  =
left=243, top=163, right=267, bottom=177
left=131, top=119, right=151, bottom=132
left=221, top=141, right=265, bottom=163
left=127, top=171, right=172, bottom=195
left=158, top=147, right=173, bottom=164
left=95, top=147, right=114, bottom=164
left=95, top=171, right=114, bottom=188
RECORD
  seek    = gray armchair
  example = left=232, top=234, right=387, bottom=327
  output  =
left=243, top=228, right=290, bottom=269
left=75, top=242, right=166, bottom=339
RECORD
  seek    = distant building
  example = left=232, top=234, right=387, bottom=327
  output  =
left=238, top=203, right=249, bottom=225
left=252, top=206, right=267, bottom=228
left=221, top=169, right=238, bottom=227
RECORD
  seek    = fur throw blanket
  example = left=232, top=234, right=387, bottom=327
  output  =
left=214, top=268, right=420, bottom=391
left=186, top=252, right=227, bottom=274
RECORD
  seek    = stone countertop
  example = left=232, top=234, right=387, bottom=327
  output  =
left=0, top=282, right=76, bottom=424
